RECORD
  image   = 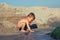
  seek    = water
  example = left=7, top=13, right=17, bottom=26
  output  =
left=0, top=30, right=55, bottom=40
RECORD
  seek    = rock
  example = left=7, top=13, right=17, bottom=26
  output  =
left=2, top=21, right=16, bottom=28
left=0, top=3, right=60, bottom=35
left=0, top=21, right=19, bottom=33
left=51, top=27, right=60, bottom=40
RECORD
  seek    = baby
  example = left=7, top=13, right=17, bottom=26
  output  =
left=18, top=12, right=35, bottom=32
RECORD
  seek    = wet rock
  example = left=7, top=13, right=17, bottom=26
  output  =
left=51, top=27, right=60, bottom=40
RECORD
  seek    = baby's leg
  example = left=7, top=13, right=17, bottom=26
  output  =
left=18, top=24, right=22, bottom=30
left=18, top=23, right=25, bottom=31
left=19, top=27, right=22, bottom=31
left=18, top=24, right=22, bottom=31
left=21, top=23, right=27, bottom=32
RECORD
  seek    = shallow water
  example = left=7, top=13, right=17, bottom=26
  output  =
left=0, top=31, right=55, bottom=40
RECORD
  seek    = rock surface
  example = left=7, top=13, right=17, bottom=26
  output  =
left=0, top=3, right=60, bottom=34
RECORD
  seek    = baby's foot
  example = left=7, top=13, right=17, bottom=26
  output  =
left=29, top=30, right=34, bottom=32
left=21, top=30, right=27, bottom=32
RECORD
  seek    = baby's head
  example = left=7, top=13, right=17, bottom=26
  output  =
left=27, top=12, right=35, bottom=22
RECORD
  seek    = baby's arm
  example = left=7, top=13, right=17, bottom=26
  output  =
left=26, top=22, right=34, bottom=32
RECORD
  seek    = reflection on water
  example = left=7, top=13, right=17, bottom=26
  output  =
left=0, top=31, right=55, bottom=40
left=17, top=32, right=35, bottom=40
